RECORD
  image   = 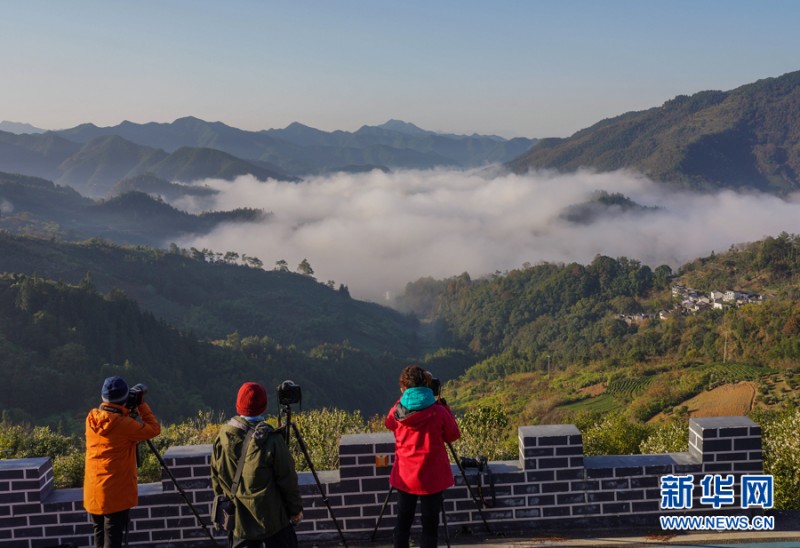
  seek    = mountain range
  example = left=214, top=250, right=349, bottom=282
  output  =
left=4, top=70, right=800, bottom=432
left=6, top=69, right=800, bottom=199
left=0, top=121, right=45, bottom=134
left=0, top=117, right=536, bottom=198
left=0, top=172, right=260, bottom=247
left=0, top=130, right=290, bottom=198
left=508, top=70, right=800, bottom=194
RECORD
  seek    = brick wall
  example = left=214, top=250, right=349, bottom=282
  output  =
left=0, top=417, right=764, bottom=547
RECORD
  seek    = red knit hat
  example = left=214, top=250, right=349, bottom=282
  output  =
left=236, top=382, right=268, bottom=416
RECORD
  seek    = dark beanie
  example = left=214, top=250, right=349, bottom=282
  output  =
left=236, top=382, right=267, bottom=416
left=102, top=376, right=129, bottom=404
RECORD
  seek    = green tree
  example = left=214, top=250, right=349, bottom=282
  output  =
left=245, top=256, right=263, bottom=269
left=297, top=259, right=314, bottom=277
left=654, top=264, right=673, bottom=289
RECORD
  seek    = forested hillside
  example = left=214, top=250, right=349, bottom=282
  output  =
left=0, top=273, right=449, bottom=428
left=0, top=172, right=262, bottom=247
left=508, top=70, right=800, bottom=194
left=0, top=232, right=420, bottom=354
left=3, top=233, right=800, bottom=506
left=0, top=131, right=289, bottom=198
left=5, top=230, right=800, bottom=433
left=399, top=234, right=800, bottom=425
left=0, top=228, right=479, bottom=430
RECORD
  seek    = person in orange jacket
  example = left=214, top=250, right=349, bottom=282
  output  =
left=83, top=376, right=161, bottom=548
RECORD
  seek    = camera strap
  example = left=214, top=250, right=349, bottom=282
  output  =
left=226, top=423, right=257, bottom=502
left=99, top=404, right=124, bottom=415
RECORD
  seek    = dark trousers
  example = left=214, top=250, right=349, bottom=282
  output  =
left=90, top=509, right=129, bottom=548
left=394, top=489, right=444, bottom=548
left=231, top=524, right=298, bottom=548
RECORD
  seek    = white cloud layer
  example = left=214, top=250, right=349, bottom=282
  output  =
left=173, top=169, right=800, bottom=302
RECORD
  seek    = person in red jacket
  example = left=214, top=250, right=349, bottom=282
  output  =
left=385, top=365, right=460, bottom=548
left=84, top=376, right=161, bottom=548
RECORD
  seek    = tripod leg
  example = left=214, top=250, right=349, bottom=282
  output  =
left=440, top=497, right=451, bottom=548
left=289, top=422, right=349, bottom=547
left=371, top=486, right=395, bottom=541
left=446, top=443, right=493, bottom=534
left=145, top=440, right=222, bottom=546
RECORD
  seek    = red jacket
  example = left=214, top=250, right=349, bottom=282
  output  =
left=83, top=402, right=161, bottom=515
left=385, top=400, right=460, bottom=495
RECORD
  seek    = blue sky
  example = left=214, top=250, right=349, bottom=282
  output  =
left=2, top=1, right=799, bottom=137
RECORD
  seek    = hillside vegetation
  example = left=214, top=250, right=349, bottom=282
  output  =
left=508, top=70, right=800, bottom=193
left=0, top=172, right=261, bottom=247
left=0, top=132, right=288, bottom=198
left=3, top=233, right=800, bottom=507
left=0, top=232, right=420, bottom=353
left=0, top=271, right=442, bottom=428
left=397, top=233, right=800, bottom=425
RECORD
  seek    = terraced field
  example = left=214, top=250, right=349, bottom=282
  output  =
left=606, top=377, right=652, bottom=399
left=558, top=393, right=618, bottom=414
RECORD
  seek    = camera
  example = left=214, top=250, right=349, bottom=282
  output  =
left=126, top=383, right=148, bottom=409
left=277, top=380, right=302, bottom=406
left=429, top=377, right=441, bottom=397
left=460, top=455, right=488, bottom=472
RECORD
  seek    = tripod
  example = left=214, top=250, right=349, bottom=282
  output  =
left=370, top=442, right=493, bottom=544
left=278, top=403, right=348, bottom=547
left=129, top=409, right=221, bottom=546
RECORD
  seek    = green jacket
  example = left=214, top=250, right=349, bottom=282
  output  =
left=210, top=417, right=303, bottom=540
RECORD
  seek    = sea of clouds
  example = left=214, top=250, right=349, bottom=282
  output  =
left=172, top=168, right=800, bottom=302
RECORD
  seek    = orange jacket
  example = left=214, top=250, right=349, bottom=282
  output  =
left=83, top=401, right=161, bottom=515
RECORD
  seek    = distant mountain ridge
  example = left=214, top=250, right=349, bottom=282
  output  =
left=377, top=119, right=431, bottom=136
left=508, top=70, right=800, bottom=194
left=0, top=130, right=289, bottom=197
left=0, top=117, right=536, bottom=198
left=0, top=121, right=46, bottom=134
left=55, top=116, right=537, bottom=176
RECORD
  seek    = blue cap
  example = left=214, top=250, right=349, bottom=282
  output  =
left=102, top=376, right=129, bottom=404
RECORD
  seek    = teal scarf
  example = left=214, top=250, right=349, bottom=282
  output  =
left=400, top=386, right=435, bottom=411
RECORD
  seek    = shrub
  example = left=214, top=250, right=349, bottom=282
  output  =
left=581, top=413, right=650, bottom=456
left=453, top=405, right=516, bottom=461
left=751, top=407, right=800, bottom=510
left=287, top=408, right=369, bottom=471
left=0, top=420, right=83, bottom=487
left=640, top=420, right=688, bottom=454
left=53, top=452, right=86, bottom=488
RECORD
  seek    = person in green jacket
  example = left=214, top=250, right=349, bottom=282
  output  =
left=211, top=382, right=304, bottom=548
